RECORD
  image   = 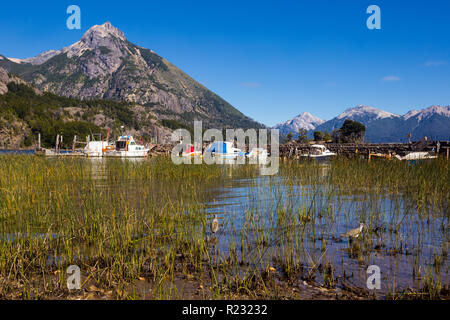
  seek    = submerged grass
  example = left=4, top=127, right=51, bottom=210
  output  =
left=0, top=155, right=448, bottom=299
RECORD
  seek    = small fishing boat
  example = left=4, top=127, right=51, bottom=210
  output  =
left=104, top=136, right=150, bottom=158
left=246, top=147, right=269, bottom=161
left=182, top=144, right=202, bottom=157
left=205, top=141, right=241, bottom=159
left=394, top=152, right=437, bottom=161
left=300, top=144, right=336, bottom=160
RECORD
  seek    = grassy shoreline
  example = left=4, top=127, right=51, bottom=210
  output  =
left=0, top=156, right=448, bottom=299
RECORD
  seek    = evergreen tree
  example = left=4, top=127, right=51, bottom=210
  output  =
left=332, top=120, right=365, bottom=143
left=313, top=131, right=324, bottom=141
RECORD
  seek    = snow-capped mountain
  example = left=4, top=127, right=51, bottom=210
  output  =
left=403, top=105, right=450, bottom=121
left=273, top=112, right=324, bottom=136
left=395, top=105, right=450, bottom=142
left=336, top=105, right=399, bottom=121
left=312, top=105, right=400, bottom=140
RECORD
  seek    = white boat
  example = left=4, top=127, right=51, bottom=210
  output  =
left=205, top=141, right=241, bottom=159
left=104, top=136, right=150, bottom=158
left=84, top=141, right=111, bottom=157
left=394, top=152, right=437, bottom=161
left=300, top=144, right=336, bottom=160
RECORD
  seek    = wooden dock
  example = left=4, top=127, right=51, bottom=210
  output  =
left=277, top=140, right=450, bottom=159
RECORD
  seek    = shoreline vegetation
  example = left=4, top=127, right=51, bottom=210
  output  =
left=0, top=155, right=448, bottom=300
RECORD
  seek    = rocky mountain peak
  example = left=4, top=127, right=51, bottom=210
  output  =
left=4, top=23, right=128, bottom=66
left=81, top=22, right=126, bottom=43
left=60, top=22, right=134, bottom=77
left=63, top=22, right=129, bottom=59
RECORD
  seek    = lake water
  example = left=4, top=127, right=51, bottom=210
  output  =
left=201, top=172, right=448, bottom=296
left=0, top=150, right=34, bottom=155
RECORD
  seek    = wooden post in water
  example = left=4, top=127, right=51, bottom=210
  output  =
left=72, top=135, right=77, bottom=152
left=86, top=135, right=90, bottom=156
left=55, top=134, right=59, bottom=153
left=38, top=133, right=41, bottom=150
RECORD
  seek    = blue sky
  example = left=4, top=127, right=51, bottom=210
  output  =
left=1, top=0, right=449, bottom=126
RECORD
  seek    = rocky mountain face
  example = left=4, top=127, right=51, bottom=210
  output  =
left=0, top=66, right=38, bottom=95
left=0, top=67, right=33, bottom=148
left=273, top=112, right=324, bottom=137
left=0, top=67, right=11, bottom=95
left=0, top=22, right=262, bottom=130
left=312, top=105, right=450, bottom=142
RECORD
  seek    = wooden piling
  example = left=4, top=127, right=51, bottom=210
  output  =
left=72, top=135, right=77, bottom=152
left=86, top=136, right=90, bottom=155
left=55, top=134, right=59, bottom=153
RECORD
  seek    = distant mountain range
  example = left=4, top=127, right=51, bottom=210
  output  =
left=0, top=22, right=262, bottom=130
left=275, top=105, right=450, bottom=142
